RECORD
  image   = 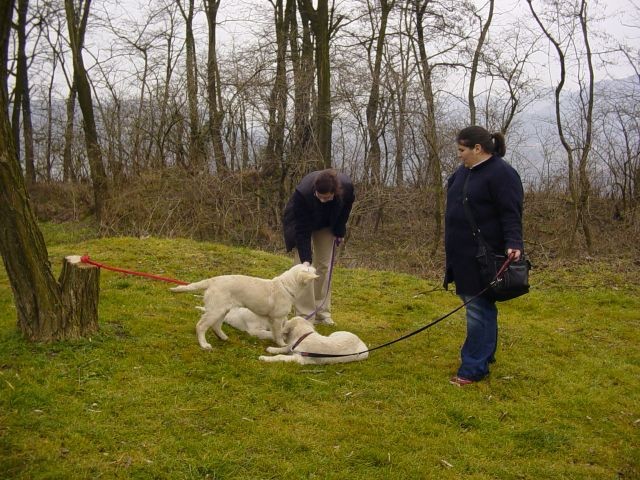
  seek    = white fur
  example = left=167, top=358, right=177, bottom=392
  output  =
left=223, top=307, right=274, bottom=340
left=259, top=316, right=369, bottom=365
left=171, top=264, right=318, bottom=349
left=194, top=307, right=275, bottom=340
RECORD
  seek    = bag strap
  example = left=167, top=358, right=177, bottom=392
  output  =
left=462, top=171, right=491, bottom=254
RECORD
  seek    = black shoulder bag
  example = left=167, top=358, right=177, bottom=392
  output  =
left=462, top=174, right=531, bottom=302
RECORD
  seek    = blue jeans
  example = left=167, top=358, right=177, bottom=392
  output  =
left=457, top=295, right=498, bottom=381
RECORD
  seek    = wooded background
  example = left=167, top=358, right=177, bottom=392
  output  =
left=2, top=0, right=639, bottom=274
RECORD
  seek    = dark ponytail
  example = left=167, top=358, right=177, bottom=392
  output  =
left=491, top=132, right=506, bottom=157
left=457, top=126, right=506, bottom=157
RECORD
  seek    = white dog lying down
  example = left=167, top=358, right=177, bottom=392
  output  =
left=259, top=316, right=369, bottom=365
left=171, top=264, right=318, bottom=349
left=212, top=307, right=274, bottom=340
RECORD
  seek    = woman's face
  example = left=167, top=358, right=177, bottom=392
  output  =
left=315, top=191, right=335, bottom=203
left=457, top=143, right=485, bottom=168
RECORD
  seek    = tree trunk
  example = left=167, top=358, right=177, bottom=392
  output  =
left=388, top=8, right=411, bottom=187
left=414, top=0, right=443, bottom=255
left=45, top=51, right=56, bottom=181
left=154, top=9, right=179, bottom=170
left=18, top=0, right=35, bottom=184
left=290, top=0, right=314, bottom=173
left=204, top=0, right=228, bottom=174
left=575, top=0, right=594, bottom=253
left=12, top=0, right=36, bottom=185
left=63, top=81, right=77, bottom=182
left=263, top=0, right=295, bottom=219
left=264, top=0, right=291, bottom=177
left=299, top=0, right=332, bottom=168
left=365, top=0, right=394, bottom=185
left=179, top=0, right=207, bottom=172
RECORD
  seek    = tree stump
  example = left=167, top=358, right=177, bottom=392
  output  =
left=58, top=255, right=100, bottom=338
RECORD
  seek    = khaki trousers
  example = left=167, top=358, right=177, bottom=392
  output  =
left=294, top=228, right=335, bottom=320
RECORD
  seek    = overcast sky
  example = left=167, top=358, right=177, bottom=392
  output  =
left=102, top=0, right=638, bottom=83
left=206, top=0, right=639, bottom=81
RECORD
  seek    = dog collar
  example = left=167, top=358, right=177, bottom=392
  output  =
left=289, top=331, right=313, bottom=353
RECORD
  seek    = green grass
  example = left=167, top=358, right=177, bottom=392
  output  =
left=0, top=224, right=638, bottom=479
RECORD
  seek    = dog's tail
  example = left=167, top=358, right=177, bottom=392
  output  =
left=170, top=279, right=211, bottom=293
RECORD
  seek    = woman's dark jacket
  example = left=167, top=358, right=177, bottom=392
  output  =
left=283, top=171, right=355, bottom=263
left=444, top=156, right=524, bottom=296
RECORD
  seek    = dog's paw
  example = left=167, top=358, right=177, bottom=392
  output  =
left=258, top=355, right=269, bottom=362
left=266, top=346, right=279, bottom=354
left=200, top=343, right=213, bottom=351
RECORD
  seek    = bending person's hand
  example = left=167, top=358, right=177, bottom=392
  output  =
left=507, top=248, right=521, bottom=262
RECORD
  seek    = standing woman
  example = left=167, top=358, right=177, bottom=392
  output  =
left=444, top=126, right=524, bottom=386
left=283, top=169, right=355, bottom=325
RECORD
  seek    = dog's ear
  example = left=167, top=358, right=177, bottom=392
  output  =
left=298, top=269, right=319, bottom=284
left=282, top=318, right=295, bottom=337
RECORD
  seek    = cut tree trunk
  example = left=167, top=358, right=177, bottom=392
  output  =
left=58, top=255, right=100, bottom=338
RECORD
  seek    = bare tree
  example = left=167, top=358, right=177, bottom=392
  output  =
left=299, top=0, right=344, bottom=168
left=41, top=2, right=78, bottom=182
left=149, top=0, right=183, bottom=169
left=98, top=3, right=170, bottom=176
left=176, top=0, right=206, bottom=172
left=467, top=0, right=493, bottom=125
left=10, top=0, right=37, bottom=184
left=263, top=0, right=292, bottom=177
left=204, top=0, right=227, bottom=173
left=364, top=0, right=395, bottom=185
left=385, top=4, right=416, bottom=186
left=64, top=0, right=109, bottom=221
left=411, top=0, right=445, bottom=254
left=592, top=67, right=639, bottom=227
left=289, top=0, right=315, bottom=172
left=480, top=22, right=541, bottom=134
left=527, top=0, right=596, bottom=253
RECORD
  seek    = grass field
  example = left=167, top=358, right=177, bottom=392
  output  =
left=1, top=224, right=638, bottom=479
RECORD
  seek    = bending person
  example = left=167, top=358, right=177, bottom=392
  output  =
left=283, top=169, right=355, bottom=325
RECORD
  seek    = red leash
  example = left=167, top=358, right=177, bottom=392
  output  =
left=80, top=255, right=189, bottom=285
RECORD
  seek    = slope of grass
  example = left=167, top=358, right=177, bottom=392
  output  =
left=0, top=225, right=638, bottom=479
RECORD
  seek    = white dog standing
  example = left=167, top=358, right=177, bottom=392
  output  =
left=171, top=264, right=318, bottom=349
left=259, top=316, right=368, bottom=365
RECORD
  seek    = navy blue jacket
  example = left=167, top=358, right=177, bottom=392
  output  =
left=283, top=171, right=355, bottom=263
left=444, top=156, right=524, bottom=296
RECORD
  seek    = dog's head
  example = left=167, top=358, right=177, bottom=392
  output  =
left=289, top=263, right=319, bottom=285
left=282, top=316, right=315, bottom=342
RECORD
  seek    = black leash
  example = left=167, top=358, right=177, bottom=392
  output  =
left=292, top=256, right=514, bottom=359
